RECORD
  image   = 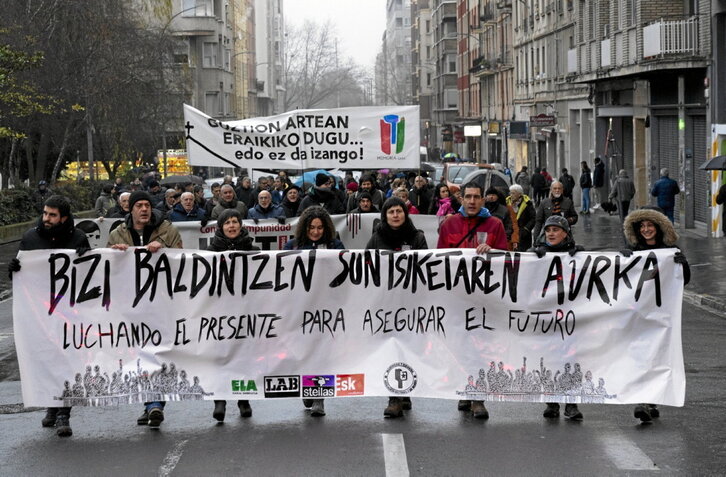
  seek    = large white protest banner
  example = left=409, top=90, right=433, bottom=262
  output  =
left=184, top=104, right=420, bottom=169
left=13, top=248, right=684, bottom=408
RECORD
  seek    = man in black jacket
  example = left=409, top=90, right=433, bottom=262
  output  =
left=8, top=195, right=90, bottom=437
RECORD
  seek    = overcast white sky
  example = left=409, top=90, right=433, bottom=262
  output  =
left=284, top=0, right=387, bottom=73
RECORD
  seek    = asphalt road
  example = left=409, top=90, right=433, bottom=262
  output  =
left=0, top=297, right=724, bottom=476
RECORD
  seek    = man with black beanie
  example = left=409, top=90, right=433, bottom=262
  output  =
left=107, top=191, right=182, bottom=430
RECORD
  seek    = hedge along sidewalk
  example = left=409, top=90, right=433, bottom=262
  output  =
left=0, top=210, right=97, bottom=245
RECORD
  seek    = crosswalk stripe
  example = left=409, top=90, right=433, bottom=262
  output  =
left=382, top=433, right=410, bottom=477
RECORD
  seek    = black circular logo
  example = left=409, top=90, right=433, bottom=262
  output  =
left=383, top=362, right=417, bottom=394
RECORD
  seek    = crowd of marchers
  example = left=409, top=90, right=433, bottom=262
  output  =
left=9, top=164, right=692, bottom=437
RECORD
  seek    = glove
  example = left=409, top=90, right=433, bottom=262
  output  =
left=277, top=217, right=286, bottom=225
left=673, top=251, right=687, bottom=265
left=620, top=249, right=633, bottom=257
left=76, top=246, right=91, bottom=256
left=8, top=258, right=21, bottom=280
left=200, top=217, right=209, bottom=227
left=568, top=245, right=584, bottom=256
left=533, top=247, right=547, bottom=258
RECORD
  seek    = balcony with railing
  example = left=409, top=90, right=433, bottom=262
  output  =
left=643, top=17, right=700, bottom=58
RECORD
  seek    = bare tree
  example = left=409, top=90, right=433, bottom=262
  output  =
left=283, top=21, right=367, bottom=110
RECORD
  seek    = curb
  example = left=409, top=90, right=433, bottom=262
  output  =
left=683, top=290, right=726, bottom=316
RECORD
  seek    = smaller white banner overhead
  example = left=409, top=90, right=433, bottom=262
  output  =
left=183, top=104, right=420, bottom=170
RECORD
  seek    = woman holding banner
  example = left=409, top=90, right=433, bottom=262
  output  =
left=622, top=206, right=690, bottom=423
left=530, top=215, right=585, bottom=421
left=208, top=208, right=258, bottom=422
left=366, top=197, right=428, bottom=418
left=284, top=206, right=346, bottom=417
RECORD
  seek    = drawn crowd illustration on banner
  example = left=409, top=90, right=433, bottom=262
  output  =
left=183, top=104, right=421, bottom=169
left=13, top=248, right=685, bottom=408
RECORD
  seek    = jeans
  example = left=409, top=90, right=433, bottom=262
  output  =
left=581, top=188, right=591, bottom=212
left=145, top=401, right=166, bottom=412
left=662, top=205, right=675, bottom=223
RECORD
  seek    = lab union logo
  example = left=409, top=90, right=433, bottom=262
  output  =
left=380, top=114, right=405, bottom=154
left=384, top=362, right=417, bottom=394
left=263, top=375, right=300, bottom=398
left=302, top=375, right=335, bottom=398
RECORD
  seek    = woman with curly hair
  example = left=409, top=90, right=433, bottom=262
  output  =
left=284, top=206, right=345, bottom=251
left=283, top=206, right=345, bottom=417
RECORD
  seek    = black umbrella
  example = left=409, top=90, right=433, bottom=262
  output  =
left=699, top=155, right=726, bottom=170
left=159, top=174, right=204, bottom=185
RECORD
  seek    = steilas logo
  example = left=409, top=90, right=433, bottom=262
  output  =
left=380, top=114, right=405, bottom=154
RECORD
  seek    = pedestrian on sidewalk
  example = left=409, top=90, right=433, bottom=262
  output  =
left=650, top=168, right=680, bottom=223
left=609, top=169, right=636, bottom=222
left=579, top=161, right=593, bottom=214
left=621, top=206, right=690, bottom=422
left=530, top=215, right=585, bottom=421
left=8, top=195, right=91, bottom=437
left=717, top=183, right=726, bottom=235
left=559, top=168, right=576, bottom=200
left=592, top=156, right=606, bottom=208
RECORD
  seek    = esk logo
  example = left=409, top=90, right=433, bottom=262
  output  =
left=336, top=374, right=365, bottom=396
left=264, top=375, right=300, bottom=398
left=302, top=375, right=335, bottom=398
left=383, top=363, right=417, bottom=394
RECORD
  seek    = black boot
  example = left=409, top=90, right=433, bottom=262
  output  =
left=564, top=404, right=583, bottom=421
left=543, top=402, right=560, bottom=418
left=302, top=399, right=314, bottom=408
left=384, top=397, right=403, bottom=418
left=401, top=397, right=412, bottom=410
left=457, top=400, right=471, bottom=411
left=42, top=408, right=58, bottom=428
left=238, top=400, right=252, bottom=418
left=55, top=415, right=72, bottom=437
left=213, top=400, right=226, bottom=422
left=634, top=404, right=652, bottom=422
left=471, top=401, right=489, bottom=419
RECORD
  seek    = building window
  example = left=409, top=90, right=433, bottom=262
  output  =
left=224, top=93, right=231, bottom=115
left=205, top=92, right=219, bottom=115
left=203, top=42, right=217, bottom=68
left=224, top=49, right=231, bottom=71
left=182, top=0, right=213, bottom=17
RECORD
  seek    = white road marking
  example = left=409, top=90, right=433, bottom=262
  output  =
left=382, top=433, right=410, bottom=477
left=158, top=439, right=189, bottom=477
left=598, top=433, right=659, bottom=471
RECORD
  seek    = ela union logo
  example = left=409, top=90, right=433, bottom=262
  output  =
left=302, top=375, right=335, bottom=398
left=263, top=375, right=300, bottom=398
left=384, top=363, right=417, bottom=395
left=231, top=379, right=258, bottom=395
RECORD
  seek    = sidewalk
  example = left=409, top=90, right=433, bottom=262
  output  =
left=571, top=209, right=726, bottom=314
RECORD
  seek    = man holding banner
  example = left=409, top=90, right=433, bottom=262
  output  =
left=437, top=181, right=508, bottom=419
left=8, top=195, right=90, bottom=437
left=107, top=191, right=182, bottom=429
